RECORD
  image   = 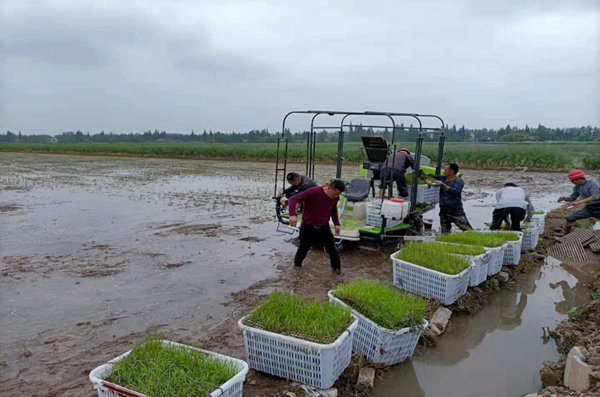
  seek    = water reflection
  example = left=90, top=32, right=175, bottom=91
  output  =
left=375, top=259, right=588, bottom=397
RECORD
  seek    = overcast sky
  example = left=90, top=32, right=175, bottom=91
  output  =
left=1, top=0, right=599, bottom=135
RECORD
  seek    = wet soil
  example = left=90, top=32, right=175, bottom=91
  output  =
left=1, top=152, right=599, bottom=397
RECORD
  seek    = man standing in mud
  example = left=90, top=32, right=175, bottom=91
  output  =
left=288, top=180, right=345, bottom=275
left=558, top=169, right=600, bottom=234
left=426, top=163, right=472, bottom=233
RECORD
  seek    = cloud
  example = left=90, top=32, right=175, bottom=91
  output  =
left=0, top=0, right=598, bottom=134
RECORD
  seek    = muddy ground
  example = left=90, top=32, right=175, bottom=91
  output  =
left=1, top=152, right=598, bottom=397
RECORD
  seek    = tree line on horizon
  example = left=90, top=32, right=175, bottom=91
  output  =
left=1, top=123, right=599, bottom=144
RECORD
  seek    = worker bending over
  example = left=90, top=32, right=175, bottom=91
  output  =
left=426, top=163, right=472, bottom=233
left=491, top=183, right=534, bottom=231
left=288, top=180, right=346, bottom=275
left=378, top=148, right=414, bottom=198
left=558, top=169, right=600, bottom=234
left=283, top=172, right=317, bottom=198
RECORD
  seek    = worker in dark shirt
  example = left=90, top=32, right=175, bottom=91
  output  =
left=426, top=163, right=472, bottom=233
left=378, top=148, right=414, bottom=198
left=288, top=179, right=345, bottom=275
left=283, top=172, right=317, bottom=198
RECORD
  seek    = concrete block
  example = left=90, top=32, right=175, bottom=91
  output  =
left=498, top=271, right=509, bottom=283
left=356, top=367, right=375, bottom=391
left=564, top=346, right=591, bottom=392
left=564, top=346, right=584, bottom=383
left=430, top=307, right=452, bottom=334
left=430, top=324, right=443, bottom=336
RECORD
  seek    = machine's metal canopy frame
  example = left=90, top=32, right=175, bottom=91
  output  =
left=274, top=110, right=446, bottom=212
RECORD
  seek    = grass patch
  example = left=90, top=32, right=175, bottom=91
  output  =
left=2, top=142, right=599, bottom=169
left=491, top=231, right=521, bottom=241
left=395, top=242, right=471, bottom=275
left=245, top=292, right=352, bottom=344
left=436, top=230, right=506, bottom=247
left=106, top=337, right=239, bottom=397
left=333, top=279, right=426, bottom=330
left=415, top=241, right=486, bottom=256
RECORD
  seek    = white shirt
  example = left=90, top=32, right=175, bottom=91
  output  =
left=495, top=186, right=534, bottom=219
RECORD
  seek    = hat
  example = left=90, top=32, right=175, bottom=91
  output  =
left=568, top=169, right=585, bottom=181
left=399, top=148, right=411, bottom=154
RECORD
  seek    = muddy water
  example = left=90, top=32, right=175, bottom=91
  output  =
left=376, top=258, right=593, bottom=397
left=0, top=153, right=586, bottom=396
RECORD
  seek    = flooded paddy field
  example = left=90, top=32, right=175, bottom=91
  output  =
left=0, top=153, right=595, bottom=396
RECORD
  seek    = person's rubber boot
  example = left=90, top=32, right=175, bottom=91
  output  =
left=331, top=268, right=341, bottom=275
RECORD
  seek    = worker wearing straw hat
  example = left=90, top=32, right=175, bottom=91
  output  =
left=558, top=169, right=600, bottom=234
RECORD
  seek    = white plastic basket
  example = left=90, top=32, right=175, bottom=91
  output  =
left=502, top=232, right=523, bottom=265
left=521, top=224, right=540, bottom=251
left=89, top=340, right=248, bottom=397
left=327, top=291, right=428, bottom=366
left=532, top=212, right=546, bottom=234
left=468, top=252, right=491, bottom=286
left=431, top=242, right=490, bottom=286
left=407, top=185, right=440, bottom=205
left=238, top=315, right=358, bottom=389
left=366, top=202, right=401, bottom=228
left=391, top=253, right=472, bottom=305
left=486, top=244, right=507, bottom=275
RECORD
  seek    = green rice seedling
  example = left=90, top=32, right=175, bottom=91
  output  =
left=246, top=292, right=352, bottom=344
left=520, top=223, right=537, bottom=229
left=491, top=231, right=520, bottom=241
left=395, top=242, right=471, bottom=275
left=533, top=210, right=545, bottom=215
left=337, top=218, right=364, bottom=230
left=436, top=230, right=506, bottom=247
left=333, top=279, right=426, bottom=330
left=405, top=173, right=430, bottom=185
left=106, top=337, right=239, bottom=397
left=414, top=241, right=486, bottom=256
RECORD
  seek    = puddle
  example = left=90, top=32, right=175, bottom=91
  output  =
left=375, top=257, right=593, bottom=397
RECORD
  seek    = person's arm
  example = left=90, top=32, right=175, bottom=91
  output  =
left=574, top=181, right=600, bottom=206
left=283, top=185, right=296, bottom=195
left=288, top=189, right=313, bottom=226
left=525, top=194, right=534, bottom=220
left=495, top=189, right=503, bottom=205
left=426, top=174, right=442, bottom=187
left=560, top=186, right=579, bottom=202
left=330, top=200, right=340, bottom=227
left=442, top=178, right=463, bottom=196
left=406, top=155, right=414, bottom=170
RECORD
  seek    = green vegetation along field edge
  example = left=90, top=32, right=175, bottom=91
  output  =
left=1, top=142, right=599, bottom=170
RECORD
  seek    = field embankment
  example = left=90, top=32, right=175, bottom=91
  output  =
left=1, top=142, right=599, bottom=170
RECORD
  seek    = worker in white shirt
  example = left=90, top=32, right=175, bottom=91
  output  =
left=490, top=183, right=534, bottom=232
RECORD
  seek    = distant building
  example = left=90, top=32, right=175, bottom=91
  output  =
left=48, top=137, right=58, bottom=143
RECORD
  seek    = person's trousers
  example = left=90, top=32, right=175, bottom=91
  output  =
left=379, top=168, right=409, bottom=197
left=439, top=207, right=472, bottom=234
left=294, top=224, right=340, bottom=270
left=491, top=207, right=526, bottom=231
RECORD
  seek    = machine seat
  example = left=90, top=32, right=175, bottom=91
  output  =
left=345, top=179, right=371, bottom=202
